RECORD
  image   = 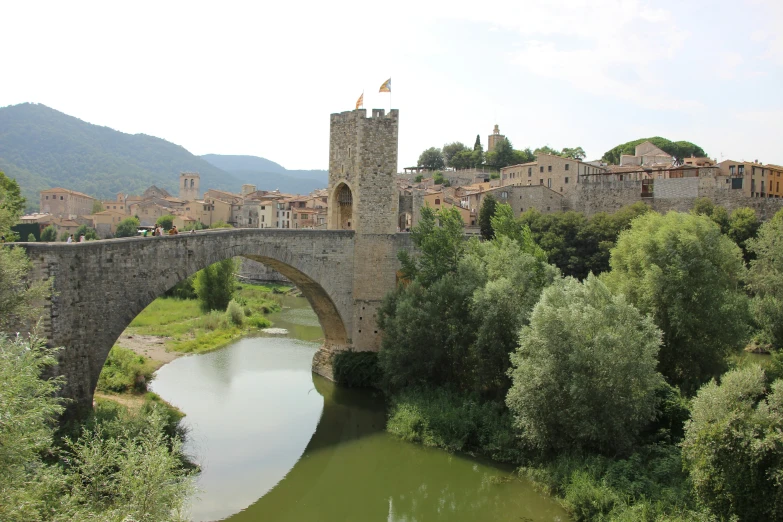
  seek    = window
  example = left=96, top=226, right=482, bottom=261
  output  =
left=46, top=196, right=49, bottom=200
left=540, top=179, right=544, bottom=185
left=565, top=177, right=569, bottom=184
left=60, top=196, right=64, bottom=200
left=539, top=166, right=544, bottom=173
left=261, top=215, right=265, bottom=222
left=528, top=167, right=532, bottom=176
left=739, top=165, right=745, bottom=175
left=565, top=164, right=570, bottom=171
left=435, top=198, right=440, bottom=205
left=730, top=165, right=736, bottom=176
left=547, top=179, right=552, bottom=188
left=548, top=166, right=552, bottom=172
left=500, top=191, right=508, bottom=198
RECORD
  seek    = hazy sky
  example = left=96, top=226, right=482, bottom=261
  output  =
left=4, top=0, right=782, bottom=170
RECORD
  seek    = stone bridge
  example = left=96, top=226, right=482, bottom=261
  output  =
left=17, top=228, right=411, bottom=416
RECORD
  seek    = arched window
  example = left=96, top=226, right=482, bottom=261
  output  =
left=183, top=179, right=188, bottom=188
left=435, top=198, right=440, bottom=205
left=191, top=179, right=195, bottom=188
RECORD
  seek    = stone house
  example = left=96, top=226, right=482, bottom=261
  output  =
left=619, top=141, right=675, bottom=166
left=89, top=209, right=127, bottom=237
left=500, top=154, right=608, bottom=195
left=40, top=188, right=97, bottom=218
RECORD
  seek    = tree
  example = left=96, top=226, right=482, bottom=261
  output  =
left=728, top=207, right=760, bottom=261
left=73, top=224, right=98, bottom=241
left=747, top=210, right=783, bottom=348
left=414, top=174, right=423, bottom=183
left=433, top=171, right=445, bottom=185
left=487, top=138, right=516, bottom=169
left=472, top=135, right=484, bottom=168
left=417, top=147, right=445, bottom=171
left=0, top=171, right=25, bottom=239
left=603, top=212, right=750, bottom=394
left=0, top=247, right=50, bottom=330
left=473, top=135, right=482, bottom=151
left=398, top=206, right=465, bottom=287
left=91, top=200, right=104, bottom=214
left=478, top=194, right=497, bottom=240
left=450, top=150, right=474, bottom=170
left=560, top=146, right=586, bottom=160
left=511, top=148, right=535, bottom=165
left=506, top=275, right=664, bottom=455
left=156, top=214, right=176, bottom=231
left=194, top=258, right=238, bottom=311
left=26, top=233, right=36, bottom=242
left=682, top=366, right=783, bottom=520
left=442, top=142, right=469, bottom=168
left=534, top=145, right=561, bottom=156
left=115, top=217, right=140, bottom=238
left=40, top=225, right=57, bottom=242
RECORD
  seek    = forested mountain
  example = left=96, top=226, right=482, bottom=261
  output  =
left=602, top=137, right=707, bottom=165
left=0, top=104, right=328, bottom=211
left=201, top=154, right=328, bottom=194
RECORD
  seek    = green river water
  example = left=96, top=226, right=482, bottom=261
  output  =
left=150, top=295, right=569, bottom=522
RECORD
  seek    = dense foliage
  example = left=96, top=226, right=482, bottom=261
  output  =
left=417, top=147, right=445, bottom=171
left=194, top=258, right=239, bottom=311
left=604, top=211, right=750, bottom=395
left=747, top=210, right=783, bottom=348
left=478, top=193, right=497, bottom=240
left=115, top=216, right=140, bottom=238
left=333, top=351, right=383, bottom=388
left=601, top=137, right=707, bottom=164
left=507, top=276, right=664, bottom=456
left=97, top=345, right=155, bottom=393
left=682, top=366, right=783, bottom=520
left=0, top=334, right=194, bottom=522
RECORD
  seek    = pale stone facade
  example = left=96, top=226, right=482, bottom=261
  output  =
left=500, top=154, right=608, bottom=195
left=619, top=141, right=674, bottom=166
left=40, top=188, right=97, bottom=218
left=179, top=172, right=200, bottom=201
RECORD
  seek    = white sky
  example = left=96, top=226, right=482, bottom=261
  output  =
left=3, top=0, right=782, bottom=170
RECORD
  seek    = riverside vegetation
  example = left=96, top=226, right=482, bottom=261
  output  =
left=343, top=200, right=783, bottom=521
left=0, top=172, right=290, bottom=521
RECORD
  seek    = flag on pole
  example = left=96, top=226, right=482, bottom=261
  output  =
left=356, top=92, right=364, bottom=109
left=379, top=78, right=391, bottom=93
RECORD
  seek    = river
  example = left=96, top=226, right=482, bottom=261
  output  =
left=150, top=295, right=569, bottom=522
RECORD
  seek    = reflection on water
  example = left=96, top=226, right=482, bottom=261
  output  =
left=150, top=295, right=569, bottom=522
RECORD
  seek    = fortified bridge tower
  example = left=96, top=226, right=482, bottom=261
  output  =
left=10, top=108, right=411, bottom=419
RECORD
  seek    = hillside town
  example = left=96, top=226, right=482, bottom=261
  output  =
left=16, top=125, right=783, bottom=240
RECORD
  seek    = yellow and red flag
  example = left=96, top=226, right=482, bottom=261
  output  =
left=379, top=78, right=391, bottom=93
left=355, top=93, right=364, bottom=109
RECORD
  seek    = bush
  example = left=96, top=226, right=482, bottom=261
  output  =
left=507, top=275, right=664, bottom=456
left=115, top=217, right=140, bottom=238
left=333, top=351, right=382, bottom=388
left=387, top=388, right=521, bottom=463
left=198, top=310, right=230, bottom=330
left=97, top=346, right=154, bottom=393
left=194, top=258, right=237, bottom=311
left=155, top=214, right=176, bottom=231
left=682, top=365, right=783, bottom=520
left=26, top=232, right=36, bottom=242
left=245, top=314, right=271, bottom=328
left=226, top=299, right=244, bottom=326
left=40, top=225, right=57, bottom=242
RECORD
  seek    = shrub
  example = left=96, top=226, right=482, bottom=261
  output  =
left=198, top=310, right=230, bottom=330
left=226, top=299, right=244, bottom=326
left=333, top=351, right=382, bottom=388
left=245, top=314, right=271, bottom=328
left=387, top=388, right=521, bottom=463
left=97, top=346, right=154, bottom=393
left=682, top=366, right=783, bottom=520
left=40, top=225, right=57, bottom=242
left=507, top=275, right=664, bottom=456
left=115, top=217, right=140, bottom=238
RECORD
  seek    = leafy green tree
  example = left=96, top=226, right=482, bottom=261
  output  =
left=747, top=210, right=783, bottom=348
left=194, top=259, right=238, bottom=311
left=74, top=224, right=98, bottom=241
left=472, top=135, right=484, bottom=167
left=0, top=171, right=25, bottom=239
left=450, top=150, right=474, bottom=170
left=59, top=231, right=70, bottom=242
left=478, top=194, right=497, bottom=240
left=417, top=147, right=445, bottom=171
left=603, top=212, right=750, bottom=394
left=682, top=366, right=783, bottom=520
left=156, top=214, right=176, bottom=231
left=728, top=207, right=760, bottom=261
left=182, top=220, right=207, bottom=232
left=414, top=174, right=423, bottom=183
left=487, top=138, right=516, bottom=169
left=560, top=146, right=586, bottom=160
left=473, top=134, right=482, bottom=151
left=442, top=142, right=469, bottom=168
left=91, top=200, right=104, bottom=214
left=489, top=204, right=547, bottom=262
left=210, top=220, right=232, bottom=229
left=534, top=145, right=560, bottom=156
left=398, top=206, right=465, bottom=287
left=27, top=233, right=37, bottom=242
left=0, top=247, right=50, bottom=330
left=511, top=147, right=535, bottom=165
left=433, top=171, right=445, bottom=185
left=40, top=225, right=57, bottom=242
left=115, top=217, right=140, bottom=238
left=507, top=275, right=664, bottom=455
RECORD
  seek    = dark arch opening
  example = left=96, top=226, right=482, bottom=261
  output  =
left=330, top=183, right=353, bottom=230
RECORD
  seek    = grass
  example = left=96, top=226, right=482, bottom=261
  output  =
left=125, top=283, right=285, bottom=354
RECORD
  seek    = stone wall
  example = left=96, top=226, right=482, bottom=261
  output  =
left=237, top=257, right=290, bottom=283
left=567, top=176, right=783, bottom=220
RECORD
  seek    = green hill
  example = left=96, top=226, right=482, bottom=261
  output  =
left=200, top=154, right=328, bottom=195
left=0, top=104, right=328, bottom=211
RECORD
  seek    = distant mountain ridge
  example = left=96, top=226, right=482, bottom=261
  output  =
left=200, top=154, right=328, bottom=194
left=0, top=103, right=327, bottom=210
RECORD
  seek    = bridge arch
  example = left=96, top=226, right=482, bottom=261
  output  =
left=18, top=229, right=356, bottom=417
